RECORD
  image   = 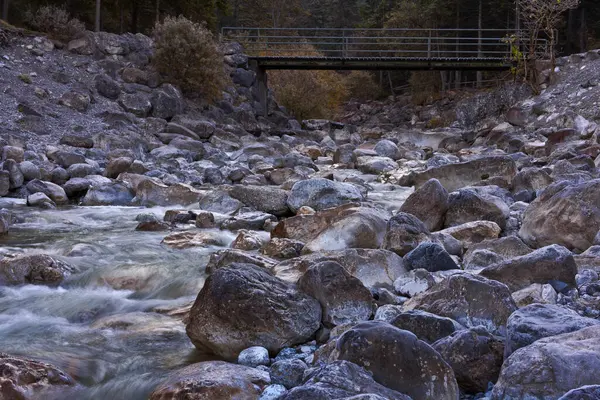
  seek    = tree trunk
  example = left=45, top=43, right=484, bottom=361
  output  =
left=95, top=0, right=101, bottom=32
left=476, top=0, right=483, bottom=88
left=156, top=0, right=160, bottom=24
left=130, top=0, right=138, bottom=33
left=1, top=0, right=9, bottom=21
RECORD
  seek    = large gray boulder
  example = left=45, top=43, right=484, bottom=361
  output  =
left=404, top=273, right=517, bottom=333
left=433, top=327, right=504, bottom=394
left=287, top=179, right=364, bottom=213
left=26, top=179, right=68, bottom=204
left=335, top=321, right=459, bottom=400
left=298, top=261, right=375, bottom=328
left=186, top=263, right=321, bottom=359
left=444, top=188, right=510, bottom=230
left=491, top=326, right=600, bottom=399
left=520, top=179, right=600, bottom=252
left=382, top=212, right=430, bottom=256
left=281, top=361, right=411, bottom=400
left=375, top=307, right=462, bottom=344
left=480, top=244, right=577, bottom=292
left=0, top=254, right=74, bottom=286
left=400, top=178, right=449, bottom=231
left=149, top=361, right=270, bottom=399
left=505, top=303, right=600, bottom=357
left=81, top=182, right=135, bottom=206
left=229, top=185, right=289, bottom=216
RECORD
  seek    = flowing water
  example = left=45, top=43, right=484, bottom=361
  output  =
left=0, top=198, right=236, bottom=399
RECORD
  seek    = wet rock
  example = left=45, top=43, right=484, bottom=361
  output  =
left=198, top=191, right=243, bottom=214
left=399, top=178, right=449, bottom=231
left=231, top=230, right=267, bottom=251
left=26, top=179, right=68, bottom=204
left=221, top=211, right=276, bottom=231
left=63, top=177, right=92, bottom=198
left=480, top=244, right=577, bottom=291
left=261, top=238, right=305, bottom=259
left=149, top=361, right=270, bottom=400
left=186, top=263, right=321, bottom=359
left=27, top=192, right=56, bottom=208
left=410, top=155, right=518, bottom=192
left=274, top=249, right=407, bottom=289
left=134, top=181, right=203, bottom=206
left=59, top=90, right=91, bottom=112
left=205, top=249, right=277, bottom=274
left=491, top=326, right=600, bottom=400
left=445, top=188, right=510, bottom=230
left=136, top=220, right=170, bottom=231
left=163, top=210, right=195, bottom=224
left=229, top=185, right=290, bottom=217
left=520, top=179, right=600, bottom=252
left=403, top=242, right=458, bottom=272
left=95, top=73, right=121, bottom=100
left=404, top=273, right=517, bottom=333
left=375, top=307, right=462, bottom=344
left=559, top=385, right=600, bottom=400
left=161, top=231, right=230, bottom=249
left=0, top=353, right=75, bottom=399
left=270, top=359, right=307, bottom=389
left=334, top=321, right=459, bottom=400
left=505, top=303, right=600, bottom=358
left=382, top=212, right=430, bottom=256
left=281, top=360, right=411, bottom=400
left=238, top=346, right=270, bottom=368
left=298, top=261, right=374, bottom=328
left=287, top=178, right=364, bottom=213
left=439, top=221, right=501, bottom=250
left=394, top=268, right=436, bottom=297
left=81, top=181, right=135, bottom=206
left=195, top=211, right=216, bottom=229
left=432, top=327, right=504, bottom=394
left=0, top=254, right=74, bottom=286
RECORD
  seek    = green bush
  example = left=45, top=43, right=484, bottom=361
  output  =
left=152, top=16, right=227, bottom=101
left=25, top=6, right=85, bottom=42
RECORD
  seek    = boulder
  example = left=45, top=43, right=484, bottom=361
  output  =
left=81, top=182, right=135, bottom=206
left=393, top=269, right=436, bottom=297
left=270, top=359, right=307, bottom=389
left=274, top=249, right=407, bottom=289
left=26, top=179, right=68, bottom=204
left=118, top=93, right=152, bottom=117
left=0, top=353, right=75, bottom=399
left=186, top=263, right=321, bottom=359
left=520, top=179, right=600, bottom=252
left=505, top=303, right=600, bottom=357
left=205, top=249, right=277, bottom=274
left=400, top=178, right=449, bottom=231
left=374, top=139, right=400, bottom=159
left=221, top=211, right=276, bottom=231
left=59, top=90, right=90, bottom=112
left=27, top=192, right=56, bottom=208
left=463, top=236, right=532, bottom=270
left=134, top=180, right=203, bottom=206
left=199, top=191, right=243, bottom=214
left=480, top=244, right=577, bottom=291
left=403, top=242, right=458, bottom=272
left=149, top=361, right=270, bottom=399
left=19, top=161, right=41, bottom=181
left=559, top=386, right=600, bottom=400
left=237, top=346, right=270, bottom=368
left=0, top=254, right=73, bottom=286
left=150, top=84, right=184, bottom=120
left=0, top=210, right=9, bottom=234
left=298, top=261, right=375, bottom=328
left=3, top=159, right=24, bottom=189
left=104, top=157, right=133, bottom=179
left=261, top=238, right=305, bottom=259
left=491, top=326, right=600, bottom=399
left=444, top=189, right=510, bottom=230
left=355, top=156, right=398, bottom=174
left=281, top=361, right=411, bottom=400
left=410, top=155, right=518, bottom=192
left=404, top=273, right=517, bottom=333
left=94, top=73, right=120, bottom=100
left=375, top=307, right=462, bottom=344
left=287, top=179, right=364, bottom=213
left=382, top=212, right=430, bottom=256
left=335, top=321, right=459, bottom=400
left=439, top=221, right=501, bottom=250
left=432, top=327, right=504, bottom=394
left=47, top=150, right=86, bottom=169
left=59, top=135, right=94, bottom=149
left=229, top=185, right=290, bottom=216
left=231, top=230, right=267, bottom=251
left=0, top=171, right=8, bottom=196
left=63, top=178, right=92, bottom=198
left=161, top=231, right=230, bottom=249
left=2, top=146, right=24, bottom=162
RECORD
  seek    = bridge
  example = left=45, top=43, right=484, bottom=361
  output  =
left=221, top=28, right=548, bottom=115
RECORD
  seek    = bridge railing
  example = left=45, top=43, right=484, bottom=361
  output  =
left=221, top=27, right=548, bottom=60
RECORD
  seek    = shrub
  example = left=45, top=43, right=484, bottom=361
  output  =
left=152, top=16, right=228, bottom=101
left=344, top=71, right=384, bottom=101
left=25, top=6, right=85, bottom=42
left=0, top=28, right=8, bottom=47
left=410, top=71, right=442, bottom=105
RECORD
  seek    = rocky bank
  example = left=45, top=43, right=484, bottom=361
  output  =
left=1, top=26, right=600, bottom=400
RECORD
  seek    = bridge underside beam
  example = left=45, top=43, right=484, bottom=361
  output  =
left=250, top=57, right=513, bottom=71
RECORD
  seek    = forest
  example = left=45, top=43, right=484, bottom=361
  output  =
left=1, top=0, right=599, bottom=55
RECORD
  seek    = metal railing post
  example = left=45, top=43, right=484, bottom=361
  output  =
left=427, top=30, right=432, bottom=58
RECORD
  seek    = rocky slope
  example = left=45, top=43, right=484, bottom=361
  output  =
left=1, top=26, right=600, bottom=400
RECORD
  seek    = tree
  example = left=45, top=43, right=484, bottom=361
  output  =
left=520, top=0, right=580, bottom=72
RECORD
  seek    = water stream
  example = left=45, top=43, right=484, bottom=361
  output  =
left=0, top=199, right=235, bottom=399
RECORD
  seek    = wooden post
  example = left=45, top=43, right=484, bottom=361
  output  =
left=255, top=64, right=268, bottom=117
